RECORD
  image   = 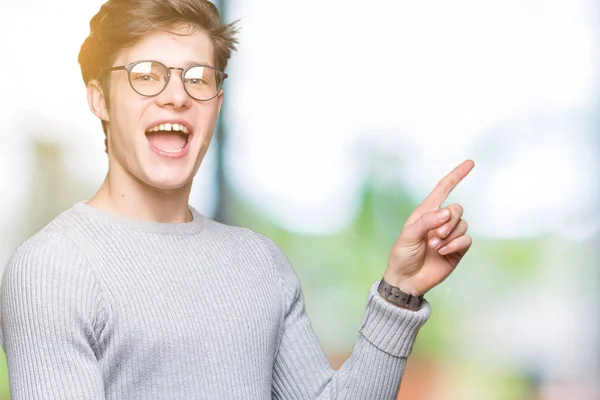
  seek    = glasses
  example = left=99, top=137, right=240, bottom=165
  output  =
left=107, top=60, right=227, bottom=101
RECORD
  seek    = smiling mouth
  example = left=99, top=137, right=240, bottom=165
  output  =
left=145, top=123, right=190, bottom=153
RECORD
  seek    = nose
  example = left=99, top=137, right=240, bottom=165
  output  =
left=155, top=68, right=192, bottom=109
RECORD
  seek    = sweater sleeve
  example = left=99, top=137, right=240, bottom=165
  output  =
left=258, top=235, right=430, bottom=400
left=0, top=231, right=106, bottom=400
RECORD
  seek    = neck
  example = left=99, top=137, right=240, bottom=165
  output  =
left=88, top=166, right=193, bottom=224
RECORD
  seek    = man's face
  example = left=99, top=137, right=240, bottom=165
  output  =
left=93, top=28, right=223, bottom=192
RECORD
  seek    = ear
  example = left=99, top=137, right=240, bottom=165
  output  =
left=87, top=80, right=110, bottom=122
left=215, top=88, right=224, bottom=114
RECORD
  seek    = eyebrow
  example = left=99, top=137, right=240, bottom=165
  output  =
left=182, top=60, right=214, bottom=68
left=120, top=60, right=216, bottom=69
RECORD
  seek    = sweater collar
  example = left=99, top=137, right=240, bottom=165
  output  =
left=72, top=201, right=206, bottom=235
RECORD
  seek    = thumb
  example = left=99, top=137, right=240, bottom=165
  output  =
left=402, top=208, right=451, bottom=242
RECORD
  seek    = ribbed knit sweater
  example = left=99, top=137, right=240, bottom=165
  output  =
left=0, top=202, right=430, bottom=400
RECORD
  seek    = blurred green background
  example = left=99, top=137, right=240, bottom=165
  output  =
left=1, top=0, right=599, bottom=399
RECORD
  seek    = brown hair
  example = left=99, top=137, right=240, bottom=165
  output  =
left=78, top=0, right=239, bottom=151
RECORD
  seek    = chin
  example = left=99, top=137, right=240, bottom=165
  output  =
left=141, top=169, right=195, bottom=193
left=149, top=180, right=191, bottom=193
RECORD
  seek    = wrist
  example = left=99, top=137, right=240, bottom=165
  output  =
left=382, top=273, right=422, bottom=297
left=377, top=278, right=424, bottom=311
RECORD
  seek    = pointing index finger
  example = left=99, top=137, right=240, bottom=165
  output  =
left=421, top=160, right=474, bottom=210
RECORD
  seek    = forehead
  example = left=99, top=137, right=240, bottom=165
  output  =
left=115, top=28, right=214, bottom=67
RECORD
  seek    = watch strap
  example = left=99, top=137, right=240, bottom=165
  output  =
left=377, top=279, right=423, bottom=311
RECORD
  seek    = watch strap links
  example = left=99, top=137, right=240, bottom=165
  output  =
left=377, top=279, right=423, bottom=311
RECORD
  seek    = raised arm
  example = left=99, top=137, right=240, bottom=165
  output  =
left=267, top=159, right=475, bottom=399
left=260, top=235, right=429, bottom=400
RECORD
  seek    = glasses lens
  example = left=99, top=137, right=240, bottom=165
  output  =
left=129, top=61, right=168, bottom=96
left=184, top=66, right=222, bottom=100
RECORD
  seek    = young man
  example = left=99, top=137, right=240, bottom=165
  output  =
left=0, top=0, right=474, bottom=399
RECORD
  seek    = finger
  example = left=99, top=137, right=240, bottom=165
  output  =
left=419, top=160, right=474, bottom=212
left=402, top=207, right=452, bottom=242
left=404, top=161, right=474, bottom=227
left=436, top=203, right=464, bottom=239
left=437, top=234, right=472, bottom=256
left=429, top=219, right=468, bottom=250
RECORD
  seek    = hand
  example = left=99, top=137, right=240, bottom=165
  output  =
left=383, top=160, right=474, bottom=296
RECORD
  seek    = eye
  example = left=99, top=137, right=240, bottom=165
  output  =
left=184, top=66, right=214, bottom=86
left=132, top=73, right=160, bottom=82
left=185, top=77, right=206, bottom=85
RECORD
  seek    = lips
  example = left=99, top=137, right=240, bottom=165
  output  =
left=146, top=130, right=188, bottom=153
left=145, top=120, right=193, bottom=158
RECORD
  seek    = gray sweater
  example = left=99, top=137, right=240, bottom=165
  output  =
left=0, top=202, right=430, bottom=399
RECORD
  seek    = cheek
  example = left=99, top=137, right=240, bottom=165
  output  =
left=109, top=96, right=146, bottom=138
left=203, top=104, right=222, bottom=134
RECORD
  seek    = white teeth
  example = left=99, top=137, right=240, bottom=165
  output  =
left=148, top=123, right=190, bottom=134
left=159, top=147, right=184, bottom=153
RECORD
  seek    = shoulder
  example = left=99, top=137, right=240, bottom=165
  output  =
left=4, top=202, right=110, bottom=275
left=2, top=226, right=103, bottom=319
left=1, top=204, right=97, bottom=317
left=1, top=230, right=105, bottom=350
left=203, top=219, right=289, bottom=265
left=6, top=203, right=89, bottom=271
left=41, top=203, right=92, bottom=236
left=202, top=218, right=273, bottom=253
left=3, top=229, right=88, bottom=287
left=10, top=204, right=91, bottom=254
left=202, top=219, right=299, bottom=292
left=2, top=202, right=102, bottom=298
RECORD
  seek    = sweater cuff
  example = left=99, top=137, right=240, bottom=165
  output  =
left=358, top=280, right=430, bottom=358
